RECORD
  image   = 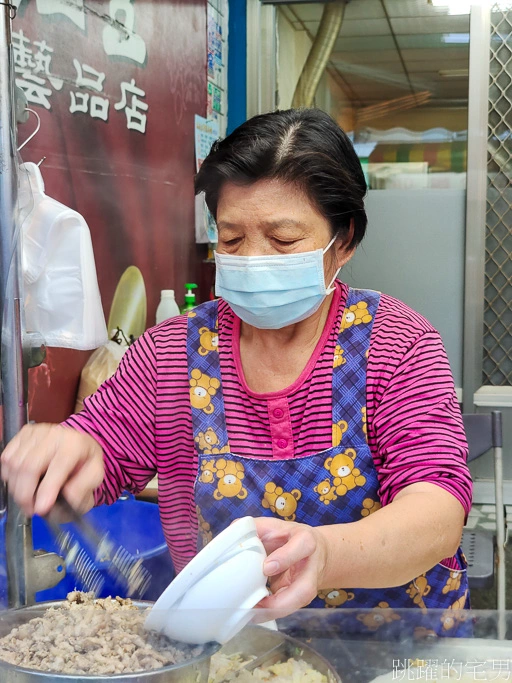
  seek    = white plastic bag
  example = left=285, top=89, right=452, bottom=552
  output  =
left=20, top=162, right=108, bottom=350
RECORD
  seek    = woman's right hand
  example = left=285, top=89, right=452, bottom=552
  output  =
left=0, top=424, right=104, bottom=517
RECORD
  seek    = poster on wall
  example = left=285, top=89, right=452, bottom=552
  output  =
left=12, top=0, right=207, bottom=423
left=194, top=114, right=218, bottom=244
left=194, top=114, right=219, bottom=172
left=206, top=0, right=227, bottom=134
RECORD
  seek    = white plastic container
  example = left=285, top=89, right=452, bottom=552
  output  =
left=145, top=517, right=269, bottom=644
left=156, top=289, right=180, bottom=324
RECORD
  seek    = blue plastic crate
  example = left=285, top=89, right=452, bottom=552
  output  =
left=0, top=496, right=174, bottom=604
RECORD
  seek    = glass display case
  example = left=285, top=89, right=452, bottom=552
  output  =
left=274, top=608, right=511, bottom=682
left=0, top=604, right=510, bottom=682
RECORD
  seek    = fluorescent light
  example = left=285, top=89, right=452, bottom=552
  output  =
left=442, top=32, right=470, bottom=43
left=430, top=0, right=471, bottom=14
left=439, top=68, right=470, bottom=77
left=431, top=0, right=512, bottom=13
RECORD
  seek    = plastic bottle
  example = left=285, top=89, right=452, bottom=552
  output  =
left=181, top=283, right=198, bottom=313
left=156, top=290, right=180, bottom=324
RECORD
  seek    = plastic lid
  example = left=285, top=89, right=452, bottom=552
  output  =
left=161, top=290, right=175, bottom=297
left=185, top=283, right=198, bottom=291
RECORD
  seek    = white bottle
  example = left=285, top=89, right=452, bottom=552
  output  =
left=156, top=290, right=180, bottom=325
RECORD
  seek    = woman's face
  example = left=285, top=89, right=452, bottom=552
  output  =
left=216, top=179, right=355, bottom=278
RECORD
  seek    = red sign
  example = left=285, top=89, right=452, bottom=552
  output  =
left=14, top=0, right=207, bottom=422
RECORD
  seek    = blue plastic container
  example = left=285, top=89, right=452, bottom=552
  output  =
left=30, top=496, right=175, bottom=602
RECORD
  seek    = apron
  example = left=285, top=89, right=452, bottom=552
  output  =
left=188, top=289, right=470, bottom=638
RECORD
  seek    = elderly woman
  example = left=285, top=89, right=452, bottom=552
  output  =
left=1, top=109, right=471, bottom=624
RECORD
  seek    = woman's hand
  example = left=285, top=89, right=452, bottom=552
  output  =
left=254, top=517, right=329, bottom=614
left=0, top=423, right=104, bottom=517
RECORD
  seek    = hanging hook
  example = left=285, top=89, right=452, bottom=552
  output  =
left=0, top=2, right=17, bottom=20
left=17, top=108, right=41, bottom=152
left=37, top=157, right=46, bottom=167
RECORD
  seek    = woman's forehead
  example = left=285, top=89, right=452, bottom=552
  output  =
left=217, top=179, right=327, bottom=227
left=218, top=177, right=304, bottom=203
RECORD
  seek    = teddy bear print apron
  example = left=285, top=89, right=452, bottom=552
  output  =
left=189, top=289, right=469, bottom=637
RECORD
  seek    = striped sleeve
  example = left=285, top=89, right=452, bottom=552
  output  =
left=367, top=322, right=472, bottom=516
left=65, top=332, right=158, bottom=504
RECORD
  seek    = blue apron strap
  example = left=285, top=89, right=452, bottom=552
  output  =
left=186, top=301, right=230, bottom=455
left=332, top=288, right=381, bottom=444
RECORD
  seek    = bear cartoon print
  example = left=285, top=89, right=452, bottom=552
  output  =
left=318, top=589, right=354, bottom=608
left=361, top=406, right=367, bottom=439
left=356, top=603, right=400, bottom=631
left=213, top=459, right=248, bottom=500
left=195, top=428, right=230, bottom=455
left=196, top=505, right=213, bottom=547
left=324, top=449, right=366, bottom=496
left=195, top=428, right=220, bottom=452
left=189, top=369, right=220, bottom=414
left=314, top=479, right=337, bottom=505
left=340, top=301, right=373, bottom=330
left=332, top=420, right=348, bottom=448
left=314, top=449, right=369, bottom=506
left=333, top=344, right=346, bottom=368
left=198, top=326, right=219, bottom=356
left=199, top=459, right=216, bottom=484
left=442, top=571, right=462, bottom=595
left=262, top=482, right=301, bottom=521
left=440, top=592, right=469, bottom=632
left=361, top=498, right=381, bottom=517
left=406, top=575, right=431, bottom=612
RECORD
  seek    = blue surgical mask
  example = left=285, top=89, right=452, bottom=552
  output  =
left=214, top=236, right=338, bottom=329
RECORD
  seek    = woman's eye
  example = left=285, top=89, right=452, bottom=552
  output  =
left=223, top=238, right=241, bottom=246
left=274, top=239, right=297, bottom=246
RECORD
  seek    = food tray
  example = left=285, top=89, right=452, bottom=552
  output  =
left=221, top=625, right=341, bottom=682
left=0, top=600, right=219, bottom=683
left=0, top=602, right=340, bottom=682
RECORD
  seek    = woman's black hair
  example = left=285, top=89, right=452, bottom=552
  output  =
left=195, top=108, right=367, bottom=248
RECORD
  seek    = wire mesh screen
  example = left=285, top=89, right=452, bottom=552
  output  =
left=484, top=5, right=512, bottom=385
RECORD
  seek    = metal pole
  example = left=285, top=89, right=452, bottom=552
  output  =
left=0, top=5, right=67, bottom=607
left=493, top=412, right=506, bottom=639
left=462, top=4, right=491, bottom=412
left=0, top=1, right=33, bottom=608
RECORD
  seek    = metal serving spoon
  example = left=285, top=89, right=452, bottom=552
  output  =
left=45, top=495, right=151, bottom=598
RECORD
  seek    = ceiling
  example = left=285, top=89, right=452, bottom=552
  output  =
left=279, top=0, right=471, bottom=107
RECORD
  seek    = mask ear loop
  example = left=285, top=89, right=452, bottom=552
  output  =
left=326, top=271, right=339, bottom=295
left=324, top=234, right=340, bottom=294
left=323, top=234, right=338, bottom=254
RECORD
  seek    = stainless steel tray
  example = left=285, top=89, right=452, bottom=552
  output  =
left=0, top=602, right=341, bottom=683
left=0, top=600, right=219, bottom=683
left=221, top=625, right=342, bottom=682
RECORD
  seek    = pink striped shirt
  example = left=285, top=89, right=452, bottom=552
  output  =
left=66, top=282, right=472, bottom=573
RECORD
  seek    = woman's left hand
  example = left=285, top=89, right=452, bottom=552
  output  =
left=254, top=517, right=329, bottom=614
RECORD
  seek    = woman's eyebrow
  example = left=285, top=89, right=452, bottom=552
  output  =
left=216, top=221, right=240, bottom=231
left=217, top=219, right=307, bottom=231
left=263, top=219, right=307, bottom=229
